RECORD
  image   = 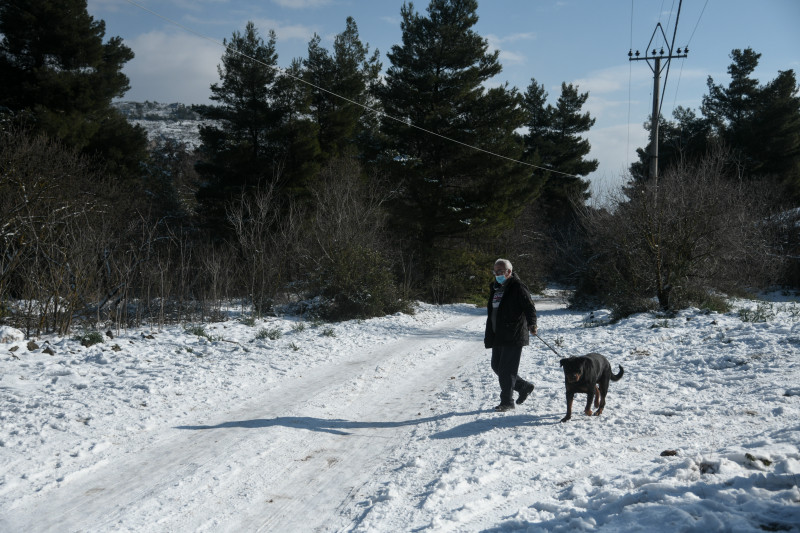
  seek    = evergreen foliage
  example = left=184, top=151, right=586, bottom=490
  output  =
left=0, top=0, right=147, bottom=176
left=303, top=17, right=382, bottom=162
left=631, top=48, right=800, bottom=202
left=703, top=48, right=800, bottom=200
left=378, top=0, right=531, bottom=301
left=141, top=140, right=201, bottom=219
left=195, top=23, right=282, bottom=206
left=628, top=106, right=712, bottom=184
left=194, top=22, right=322, bottom=230
left=522, top=79, right=597, bottom=224
left=273, top=58, right=323, bottom=200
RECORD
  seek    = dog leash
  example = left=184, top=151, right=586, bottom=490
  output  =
left=534, top=333, right=563, bottom=358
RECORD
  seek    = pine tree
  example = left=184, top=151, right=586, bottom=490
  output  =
left=702, top=48, right=762, bottom=137
left=303, top=17, right=382, bottom=161
left=0, top=0, right=147, bottom=175
left=195, top=23, right=286, bottom=228
left=628, top=106, right=711, bottom=184
left=523, top=79, right=597, bottom=224
left=755, top=69, right=800, bottom=198
left=702, top=48, right=800, bottom=200
left=378, top=0, right=530, bottom=300
left=522, top=79, right=553, bottom=193
left=273, top=58, right=322, bottom=199
left=304, top=33, right=335, bottom=148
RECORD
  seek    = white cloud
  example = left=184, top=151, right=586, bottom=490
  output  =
left=182, top=13, right=239, bottom=27
left=500, top=32, right=537, bottom=43
left=584, top=94, right=636, bottom=122
left=251, top=18, right=316, bottom=42
left=586, top=122, right=649, bottom=196
left=122, top=31, right=223, bottom=104
left=573, top=62, right=709, bottom=99
left=271, top=0, right=332, bottom=8
left=498, top=49, right=526, bottom=65
left=486, top=32, right=536, bottom=48
left=573, top=64, right=651, bottom=95
left=486, top=32, right=536, bottom=67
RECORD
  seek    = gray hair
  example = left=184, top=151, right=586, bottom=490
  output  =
left=494, top=258, right=512, bottom=272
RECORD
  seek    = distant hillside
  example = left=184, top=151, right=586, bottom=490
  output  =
left=113, top=101, right=211, bottom=149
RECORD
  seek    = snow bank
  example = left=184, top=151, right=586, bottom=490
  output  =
left=1, top=297, right=799, bottom=532
left=0, top=326, right=24, bottom=344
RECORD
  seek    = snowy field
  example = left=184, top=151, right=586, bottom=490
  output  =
left=1, top=291, right=799, bottom=532
left=130, top=119, right=204, bottom=148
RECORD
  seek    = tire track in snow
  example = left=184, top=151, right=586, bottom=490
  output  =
left=4, top=309, right=489, bottom=532
left=243, top=312, right=489, bottom=532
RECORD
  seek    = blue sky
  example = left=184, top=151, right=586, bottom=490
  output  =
left=87, top=0, right=800, bottom=194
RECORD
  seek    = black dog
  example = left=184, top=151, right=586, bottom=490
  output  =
left=559, top=353, right=624, bottom=422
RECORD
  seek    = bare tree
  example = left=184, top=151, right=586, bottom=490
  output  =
left=308, top=157, right=389, bottom=261
left=227, top=183, right=305, bottom=315
left=302, top=156, right=406, bottom=319
left=0, top=130, right=119, bottom=334
left=577, top=147, right=777, bottom=315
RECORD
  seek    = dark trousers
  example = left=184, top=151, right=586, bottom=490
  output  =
left=491, top=345, right=531, bottom=405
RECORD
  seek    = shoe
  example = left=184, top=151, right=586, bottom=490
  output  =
left=516, top=383, right=535, bottom=405
left=494, top=403, right=515, bottom=412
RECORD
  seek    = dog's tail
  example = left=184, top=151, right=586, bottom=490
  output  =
left=611, top=365, right=624, bottom=381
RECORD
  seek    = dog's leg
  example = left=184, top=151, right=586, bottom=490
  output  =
left=561, top=392, right=574, bottom=422
left=595, top=379, right=610, bottom=416
left=584, top=389, right=594, bottom=416
left=593, top=385, right=600, bottom=408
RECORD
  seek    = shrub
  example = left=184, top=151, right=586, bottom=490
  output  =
left=663, top=287, right=731, bottom=314
left=304, top=157, right=412, bottom=320
left=609, top=292, right=657, bottom=321
left=312, top=245, right=411, bottom=321
left=424, top=248, right=491, bottom=305
left=255, top=327, right=282, bottom=340
left=738, top=303, right=775, bottom=323
left=576, top=148, right=777, bottom=314
left=185, top=325, right=210, bottom=340
left=185, top=325, right=205, bottom=336
left=74, top=331, right=104, bottom=347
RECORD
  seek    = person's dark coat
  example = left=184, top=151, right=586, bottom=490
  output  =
left=484, top=273, right=537, bottom=349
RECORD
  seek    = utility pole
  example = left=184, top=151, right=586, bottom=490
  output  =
left=629, top=7, right=688, bottom=182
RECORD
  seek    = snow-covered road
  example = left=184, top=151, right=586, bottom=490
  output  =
left=2, top=304, right=495, bottom=531
left=2, top=295, right=799, bottom=532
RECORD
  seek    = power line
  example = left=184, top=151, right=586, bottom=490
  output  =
left=658, top=0, right=668, bottom=26
left=629, top=0, right=635, bottom=51
left=657, top=0, right=684, bottom=119
left=667, top=0, right=709, bottom=117
left=628, top=0, right=689, bottom=182
left=671, top=58, right=686, bottom=111
left=627, top=0, right=635, bottom=173
left=664, top=0, right=677, bottom=38
left=669, top=0, right=707, bottom=113
left=121, top=0, right=583, bottom=180
left=686, top=0, right=709, bottom=46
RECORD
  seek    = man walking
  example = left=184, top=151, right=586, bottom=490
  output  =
left=483, top=259, right=537, bottom=412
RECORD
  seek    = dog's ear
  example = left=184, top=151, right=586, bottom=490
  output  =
left=560, top=358, right=566, bottom=367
